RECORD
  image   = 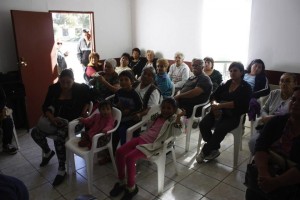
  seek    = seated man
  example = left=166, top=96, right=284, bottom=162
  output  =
left=0, top=85, right=17, bottom=155
left=174, top=58, right=212, bottom=118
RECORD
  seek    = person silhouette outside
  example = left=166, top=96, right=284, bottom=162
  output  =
left=77, top=29, right=92, bottom=74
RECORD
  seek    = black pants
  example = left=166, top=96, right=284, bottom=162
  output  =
left=199, top=112, right=240, bottom=156
left=31, top=127, right=67, bottom=170
left=1, top=117, right=14, bottom=147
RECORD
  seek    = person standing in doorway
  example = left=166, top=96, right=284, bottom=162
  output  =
left=77, top=29, right=92, bottom=74
left=56, top=40, right=68, bottom=75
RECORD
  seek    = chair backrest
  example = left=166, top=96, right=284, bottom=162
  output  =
left=109, top=107, right=122, bottom=133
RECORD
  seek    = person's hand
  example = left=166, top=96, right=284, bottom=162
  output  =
left=261, top=116, right=273, bottom=123
left=211, top=101, right=220, bottom=111
left=64, top=51, right=69, bottom=57
left=174, top=95, right=180, bottom=101
left=258, top=176, right=281, bottom=193
left=133, top=113, right=142, bottom=121
left=98, top=75, right=106, bottom=83
left=177, top=109, right=186, bottom=117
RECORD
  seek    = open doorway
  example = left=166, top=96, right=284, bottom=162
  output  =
left=51, top=11, right=95, bottom=83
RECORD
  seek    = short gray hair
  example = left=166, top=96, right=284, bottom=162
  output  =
left=105, top=58, right=117, bottom=69
left=175, top=52, right=184, bottom=60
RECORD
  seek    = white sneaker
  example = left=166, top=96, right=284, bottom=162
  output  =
left=205, top=150, right=220, bottom=160
left=196, top=152, right=205, bottom=164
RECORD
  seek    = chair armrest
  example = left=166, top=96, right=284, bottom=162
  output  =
left=126, top=120, right=148, bottom=142
left=201, top=103, right=211, bottom=119
left=91, top=132, right=105, bottom=148
left=162, top=136, right=175, bottom=152
left=68, top=119, right=80, bottom=138
left=191, top=100, right=210, bottom=119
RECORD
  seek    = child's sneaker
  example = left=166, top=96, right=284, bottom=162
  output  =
left=121, top=185, right=138, bottom=200
left=3, top=144, right=18, bottom=155
left=110, top=182, right=125, bottom=197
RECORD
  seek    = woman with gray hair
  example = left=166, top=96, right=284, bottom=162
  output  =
left=90, top=58, right=120, bottom=102
left=134, top=67, right=161, bottom=120
left=168, top=52, right=190, bottom=93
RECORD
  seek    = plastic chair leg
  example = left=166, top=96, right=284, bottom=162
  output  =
left=197, top=134, right=203, bottom=154
left=155, top=156, right=166, bottom=194
left=86, top=155, right=93, bottom=194
left=66, top=149, right=75, bottom=174
left=171, top=148, right=178, bottom=175
left=233, top=132, right=241, bottom=167
left=108, top=146, right=117, bottom=175
left=13, top=126, right=20, bottom=149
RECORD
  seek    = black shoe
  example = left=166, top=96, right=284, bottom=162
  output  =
left=3, top=144, right=18, bottom=155
left=40, top=150, right=55, bottom=167
left=110, top=182, right=125, bottom=197
left=52, top=173, right=66, bottom=186
left=121, top=185, right=139, bottom=200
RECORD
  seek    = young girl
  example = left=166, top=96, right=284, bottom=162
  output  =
left=112, top=70, right=143, bottom=152
left=78, top=100, right=115, bottom=149
left=110, top=98, right=185, bottom=200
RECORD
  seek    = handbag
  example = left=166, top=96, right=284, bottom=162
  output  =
left=36, top=116, right=68, bottom=136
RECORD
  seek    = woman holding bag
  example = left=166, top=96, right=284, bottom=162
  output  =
left=31, top=69, right=90, bottom=186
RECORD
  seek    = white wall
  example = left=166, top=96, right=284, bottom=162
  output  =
left=131, top=0, right=203, bottom=61
left=248, top=0, right=300, bottom=72
left=0, top=0, right=132, bottom=73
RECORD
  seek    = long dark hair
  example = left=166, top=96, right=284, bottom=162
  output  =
left=246, top=59, right=265, bottom=75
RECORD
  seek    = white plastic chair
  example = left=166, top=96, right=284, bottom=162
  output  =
left=0, top=108, right=20, bottom=149
left=65, top=107, right=122, bottom=194
left=171, top=82, right=176, bottom=97
left=126, top=112, right=178, bottom=194
left=126, top=104, right=161, bottom=142
left=197, top=112, right=246, bottom=167
left=10, top=112, right=20, bottom=149
left=184, top=100, right=210, bottom=152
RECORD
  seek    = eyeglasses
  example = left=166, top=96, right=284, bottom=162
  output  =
left=57, top=42, right=62, bottom=45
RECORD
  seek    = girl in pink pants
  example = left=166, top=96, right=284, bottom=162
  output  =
left=110, top=98, right=185, bottom=200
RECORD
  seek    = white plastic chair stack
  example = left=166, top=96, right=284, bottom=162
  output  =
left=65, top=107, right=122, bottom=194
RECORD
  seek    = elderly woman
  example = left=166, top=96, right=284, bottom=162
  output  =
left=134, top=67, right=161, bottom=120
left=246, top=86, right=300, bottom=200
left=168, top=52, right=190, bottom=93
left=89, top=58, right=120, bottom=102
left=248, top=73, right=298, bottom=153
left=129, top=47, right=147, bottom=78
left=115, top=53, right=132, bottom=75
left=85, top=52, right=103, bottom=79
left=144, top=50, right=157, bottom=70
left=31, top=69, right=90, bottom=186
left=203, top=57, right=223, bottom=92
left=196, top=62, right=252, bottom=163
left=244, top=59, right=270, bottom=99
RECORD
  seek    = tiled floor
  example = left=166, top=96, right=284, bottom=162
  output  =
left=0, top=126, right=251, bottom=200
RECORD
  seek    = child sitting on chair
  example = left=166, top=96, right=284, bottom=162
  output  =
left=109, top=97, right=185, bottom=200
left=78, top=100, right=115, bottom=149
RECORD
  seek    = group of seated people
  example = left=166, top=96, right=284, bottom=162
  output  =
left=23, top=47, right=300, bottom=200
